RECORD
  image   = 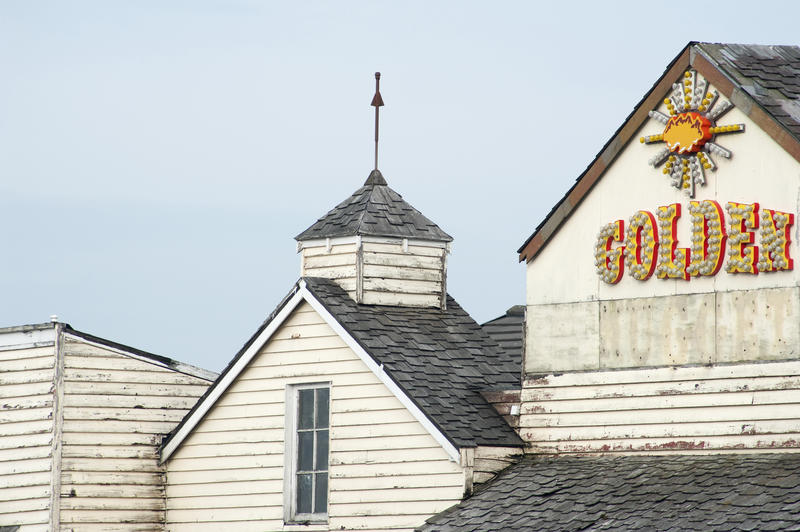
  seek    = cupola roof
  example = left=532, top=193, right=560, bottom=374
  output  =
left=295, top=170, right=453, bottom=242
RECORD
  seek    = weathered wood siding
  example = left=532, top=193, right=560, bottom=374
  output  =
left=361, top=241, right=445, bottom=308
left=521, top=359, right=800, bottom=454
left=59, top=337, right=212, bottom=531
left=301, top=243, right=359, bottom=299
left=165, top=302, right=464, bottom=531
left=0, top=344, right=55, bottom=531
left=473, top=447, right=521, bottom=485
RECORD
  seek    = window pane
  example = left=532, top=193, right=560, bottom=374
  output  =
left=316, top=430, right=329, bottom=470
left=316, top=388, right=329, bottom=428
left=314, top=473, right=328, bottom=514
left=297, top=473, right=312, bottom=514
left=298, top=389, right=314, bottom=429
left=298, top=431, right=314, bottom=471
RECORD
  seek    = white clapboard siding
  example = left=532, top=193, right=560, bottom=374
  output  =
left=59, top=337, right=212, bottom=530
left=521, top=359, right=800, bottom=454
left=166, top=302, right=464, bottom=531
left=361, top=241, right=445, bottom=308
left=302, top=244, right=359, bottom=299
left=0, top=345, right=54, bottom=530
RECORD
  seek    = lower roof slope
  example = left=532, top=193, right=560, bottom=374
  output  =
left=305, top=277, right=522, bottom=448
left=481, top=305, right=524, bottom=364
left=418, top=454, right=800, bottom=531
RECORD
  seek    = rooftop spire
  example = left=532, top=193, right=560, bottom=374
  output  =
left=371, top=72, right=384, bottom=171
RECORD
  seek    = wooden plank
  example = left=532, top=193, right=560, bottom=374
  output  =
left=0, top=484, right=51, bottom=503
left=61, top=431, right=159, bottom=446
left=271, top=322, right=339, bottom=341
left=362, top=241, right=444, bottom=257
left=520, top=403, right=800, bottom=427
left=0, top=407, right=53, bottom=424
left=164, top=492, right=280, bottom=510
left=63, top=394, right=199, bottom=410
left=250, top=346, right=354, bottom=367
left=64, top=368, right=204, bottom=385
left=167, top=467, right=279, bottom=486
left=61, top=419, right=178, bottom=434
left=62, top=406, right=187, bottom=422
left=169, top=441, right=283, bottom=460
left=61, top=471, right=163, bottom=486
left=302, top=253, right=357, bottom=269
left=330, top=421, right=426, bottom=440
left=302, top=264, right=357, bottom=281
left=61, top=445, right=159, bottom=460
left=522, top=374, right=800, bottom=401
left=186, top=416, right=283, bottom=434
left=362, top=277, right=441, bottom=296
left=332, top=396, right=404, bottom=413
left=332, top=434, right=439, bottom=452
left=0, top=419, right=52, bottom=437
left=0, top=395, right=52, bottom=410
left=166, top=478, right=282, bottom=498
left=332, top=473, right=463, bottom=491
left=166, top=455, right=283, bottom=473
left=59, top=508, right=163, bottom=523
left=181, top=428, right=283, bottom=446
left=258, top=335, right=348, bottom=355
left=61, top=458, right=163, bottom=473
left=362, top=252, right=441, bottom=269
left=61, top=483, right=164, bottom=499
left=0, top=355, right=54, bottom=372
left=0, top=470, right=50, bottom=489
left=64, top=355, right=177, bottom=373
left=362, top=291, right=440, bottom=307
left=330, top=485, right=460, bottom=505
left=66, top=380, right=209, bottom=397
left=0, top=444, right=51, bottom=462
left=523, top=359, right=800, bottom=387
left=522, top=389, right=800, bottom=414
left=0, top=368, right=53, bottom=385
left=0, top=346, right=53, bottom=361
left=521, top=418, right=800, bottom=442
left=331, top=447, right=451, bottom=465
left=362, top=263, right=443, bottom=282
left=60, top=496, right=164, bottom=511
left=302, top=243, right=358, bottom=257
left=0, top=381, right=52, bottom=399
left=237, top=360, right=368, bottom=380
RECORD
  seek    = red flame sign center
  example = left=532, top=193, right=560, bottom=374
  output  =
left=662, top=112, right=712, bottom=154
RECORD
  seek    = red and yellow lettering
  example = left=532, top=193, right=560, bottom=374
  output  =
left=595, top=220, right=625, bottom=284
left=687, top=200, right=727, bottom=276
left=624, top=211, right=659, bottom=281
left=656, top=204, right=690, bottom=280
left=725, top=202, right=759, bottom=274
left=758, top=209, right=794, bottom=272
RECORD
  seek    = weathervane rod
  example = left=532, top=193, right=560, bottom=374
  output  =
left=371, top=72, right=384, bottom=171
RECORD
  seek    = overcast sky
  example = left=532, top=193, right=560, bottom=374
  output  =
left=3, top=1, right=800, bottom=372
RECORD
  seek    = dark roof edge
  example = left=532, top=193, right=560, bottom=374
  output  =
left=160, top=281, right=303, bottom=454
left=516, top=42, right=695, bottom=262
left=0, top=322, right=54, bottom=334
left=64, top=325, right=217, bottom=382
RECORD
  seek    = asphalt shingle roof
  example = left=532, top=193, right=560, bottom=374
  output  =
left=700, top=43, right=800, bottom=139
left=295, top=170, right=453, bottom=242
left=305, top=277, right=522, bottom=448
left=481, top=305, right=524, bottom=365
left=418, top=454, right=800, bottom=531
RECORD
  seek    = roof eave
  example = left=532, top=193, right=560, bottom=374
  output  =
left=517, top=42, right=800, bottom=264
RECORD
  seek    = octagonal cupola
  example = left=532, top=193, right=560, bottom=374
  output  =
left=295, top=170, right=452, bottom=308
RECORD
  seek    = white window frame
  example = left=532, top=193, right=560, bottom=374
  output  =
left=284, top=382, right=331, bottom=524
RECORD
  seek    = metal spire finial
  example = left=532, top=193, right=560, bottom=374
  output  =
left=371, top=72, right=384, bottom=171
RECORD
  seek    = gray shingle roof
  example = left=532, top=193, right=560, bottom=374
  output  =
left=295, top=170, right=453, bottom=242
left=418, top=454, right=800, bottom=531
left=700, top=43, right=800, bottom=139
left=481, top=305, right=524, bottom=365
left=305, top=277, right=522, bottom=448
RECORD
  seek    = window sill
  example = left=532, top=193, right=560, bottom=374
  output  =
left=283, top=523, right=328, bottom=532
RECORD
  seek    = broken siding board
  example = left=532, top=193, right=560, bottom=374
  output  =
left=166, top=301, right=463, bottom=531
left=59, top=339, right=211, bottom=530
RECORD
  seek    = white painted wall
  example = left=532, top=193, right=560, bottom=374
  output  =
left=165, top=302, right=465, bottom=532
left=526, top=75, right=800, bottom=372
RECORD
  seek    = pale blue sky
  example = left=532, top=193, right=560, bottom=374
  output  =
left=3, top=1, right=799, bottom=371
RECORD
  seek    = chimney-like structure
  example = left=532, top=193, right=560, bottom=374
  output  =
left=295, top=170, right=452, bottom=309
